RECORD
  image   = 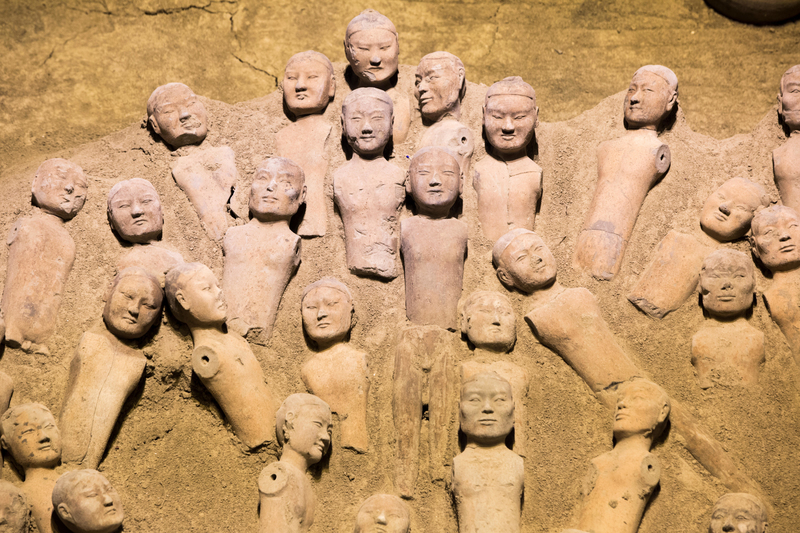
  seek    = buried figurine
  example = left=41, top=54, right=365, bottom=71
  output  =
left=773, top=65, right=800, bottom=213
left=52, top=470, right=124, bottom=533
left=258, top=394, right=332, bottom=533
left=0, top=480, right=29, bottom=533
left=353, top=494, right=410, bottom=533
left=707, top=493, right=768, bottom=533
left=414, top=52, right=466, bottom=125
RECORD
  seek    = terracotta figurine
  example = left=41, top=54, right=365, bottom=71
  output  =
left=147, top=82, right=208, bottom=148
left=258, top=393, right=332, bottom=533
left=277, top=50, right=336, bottom=237
left=773, top=65, right=800, bottom=212
left=0, top=480, right=29, bottom=533
left=574, top=65, right=678, bottom=280
left=700, top=177, right=770, bottom=242
left=707, top=493, right=768, bottom=533
left=52, top=469, right=124, bottom=533
left=300, top=279, right=370, bottom=452
left=414, top=52, right=466, bottom=124
left=222, top=157, right=304, bottom=344
left=418, top=118, right=475, bottom=181
left=166, top=262, right=276, bottom=448
left=452, top=372, right=523, bottom=533
left=353, top=494, right=410, bottom=533
left=334, top=88, right=405, bottom=279
left=474, top=77, right=542, bottom=241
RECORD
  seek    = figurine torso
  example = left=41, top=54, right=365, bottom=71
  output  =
left=773, top=134, right=800, bottom=212
left=258, top=461, right=315, bottom=533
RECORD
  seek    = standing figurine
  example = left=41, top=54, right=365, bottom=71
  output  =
left=414, top=52, right=466, bottom=125
left=52, top=469, right=124, bottom=533
left=773, top=65, right=800, bottom=211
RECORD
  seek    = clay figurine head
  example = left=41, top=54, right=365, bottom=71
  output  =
left=249, top=157, right=306, bottom=222
left=52, top=470, right=124, bottom=533
left=700, top=178, right=769, bottom=242
left=623, top=65, right=678, bottom=131
left=342, top=88, right=394, bottom=157
left=484, top=77, right=538, bottom=158
left=165, top=262, right=226, bottom=328
left=414, top=51, right=466, bottom=123
left=750, top=205, right=800, bottom=272
left=353, top=493, right=410, bottom=533
left=146, top=82, right=208, bottom=148
left=275, top=393, right=332, bottom=467
left=32, top=158, right=88, bottom=221
left=708, top=493, right=768, bottom=533
left=407, top=146, right=462, bottom=218
left=282, top=51, right=336, bottom=118
left=459, top=291, right=516, bottom=353
left=0, top=403, right=61, bottom=472
left=418, top=120, right=475, bottom=175
left=301, top=278, right=354, bottom=349
left=613, top=379, right=670, bottom=443
left=104, top=267, right=163, bottom=340
left=0, top=480, right=29, bottom=533
left=493, top=228, right=557, bottom=293
left=460, top=371, right=515, bottom=446
left=699, top=249, right=756, bottom=319
left=107, top=178, right=164, bottom=243
left=778, top=64, right=800, bottom=133
left=344, top=10, right=399, bottom=88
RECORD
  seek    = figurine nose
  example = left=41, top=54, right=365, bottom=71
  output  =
left=719, top=203, right=731, bottom=216
left=370, top=54, right=381, bottom=66
left=179, top=107, right=192, bottom=120
left=376, top=511, right=388, bottom=525
left=266, top=178, right=277, bottom=192
left=502, top=117, right=515, bottom=133
left=128, top=301, right=140, bottom=317
left=429, top=172, right=442, bottom=187
left=295, top=76, right=307, bottom=91
left=130, top=200, right=144, bottom=216
left=361, top=119, right=374, bottom=135
left=721, top=279, right=733, bottom=290
left=629, top=89, right=642, bottom=104
left=102, top=493, right=114, bottom=506
left=778, top=229, right=791, bottom=241
left=721, top=519, right=735, bottom=532
left=482, top=398, right=495, bottom=413
left=317, top=306, right=329, bottom=320
left=65, top=184, right=74, bottom=194
left=38, top=431, right=50, bottom=444
left=417, top=79, right=429, bottom=94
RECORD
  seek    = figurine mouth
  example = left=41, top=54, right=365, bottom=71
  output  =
left=180, top=118, right=202, bottom=130
left=122, top=316, right=138, bottom=325
left=780, top=244, right=796, bottom=253
left=500, top=134, right=516, bottom=140
left=316, top=322, right=331, bottom=328
left=419, top=96, right=433, bottom=105
left=716, top=296, right=735, bottom=302
left=133, top=219, right=149, bottom=225
left=39, top=443, right=53, bottom=451
left=478, top=418, right=497, bottom=424
left=714, top=212, right=727, bottom=221
left=105, top=508, right=117, bottom=515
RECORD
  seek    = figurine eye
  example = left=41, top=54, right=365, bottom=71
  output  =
left=515, top=115, right=527, bottom=120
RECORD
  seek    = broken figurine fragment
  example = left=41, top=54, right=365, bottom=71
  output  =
left=52, top=469, right=124, bottom=533
left=414, top=52, right=466, bottom=124
left=0, top=480, right=29, bottom=533
left=707, top=492, right=768, bottom=533
left=147, top=82, right=208, bottom=149
left=773, top=65, right=800, bottom=212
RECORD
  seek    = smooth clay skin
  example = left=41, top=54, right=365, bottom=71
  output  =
left=258, top=394, right=332, bottom=533
left=418, top=118, right=475, bottom=179
left=147, top=82, right=208, bottom=149
left=59, top=268, right=162, bottom=469
left=352, top=494, right=410, bottom=533
left=300, top=279, right=370, bottom=453
left=52, top=469, right=124, bottom=533
left=414, top=51, right=466, bottom=125
left=452, top=372, right=523, bottom=533
left=166, top=263, right=277, bottom=449
left=0, top=480, right=29, bottom=533
left=573, top=65, right=677, bottom=281
left=707, top=493, right=768, bottom=533
left=773, top=65, right=800, bottom=213
left=474, top=77, right=543, bottom=242
left=276, top=50, right=336, bottom=238
left=692, top=249, right=764, bottom=389
left=1, top=158, right=87, bottom=355
left=700, top=177, right=770, bottom=243
left=334, top=89, right=405, bottom=279
left=223, top=157, right=304, bottom=344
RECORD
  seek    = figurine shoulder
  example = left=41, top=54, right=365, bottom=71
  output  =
left=258, top=462, right=302, bottom=497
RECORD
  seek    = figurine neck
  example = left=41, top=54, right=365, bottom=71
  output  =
left=358, top=75, right=394, bottom=92
left=495, top=148, right=528, bottom=162
left=415, top=206, right=453, bottom=220
left=527, top=280, right=565, bottom=308
left=189, top=323, right=226, bottom=345
left=249, top=215, right=291, bottom=228
left=627, top=126, right=659, bottom=136
left=473, top=346, right=510, bottom=358
left=465, top=437, right=508, bottom=451
left=612, top=432, right=653, bottom=455
left=312, top=336, right=347, bottom=352
left=34, top=208, right=67, bottom=223
left=23, top=465, right=58, bottom=483
left=280, top=446, right=311, bottom=472
left=350, top=150, right=386, bottom=163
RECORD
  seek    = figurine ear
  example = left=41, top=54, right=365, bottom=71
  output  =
left=343, top=39, right=351, bottom=62
left=533, top=105, right=540, bottom=130
left=0, top=435, right=7, bottom=452
left=657, top=402, right=670, bottom=424
left=328, top=74, right=336, bottom=99
left=405, top=171, right=412, bottom=195
left=57, top=503, right=74, bottom=524
left=148, top=116, right=161, bottom=136
left=665, top=90, right=678, bottom=113
left=749, top=234, right=761, bottom=260
left=175, top=289, right=190, bottom=314
left=778, top=92, right=784, bottom=114
left=496, top=267, right=513, bottom=288
left=299, top=185, right=307, bottom=205
left=458, top=67, right=466, bottom=97
left=459, top=169, right=464, bottom=195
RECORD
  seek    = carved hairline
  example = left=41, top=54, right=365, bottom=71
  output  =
left=164, top=262, right=212, bottom=322
left=110, top=267, right=162, bottom=297
left=342, top=87, right=394, bottom=111
left=285, top=50, right=335, bottom=78
left=0, top=403, right=54, bottom=439
left=301, top=278, right=353, bottom=305
left=107, top=178, right=161, bottom=213
left=253, top=157, right=306, bottom=186
left=356, top=493, right=410, bottom=526
left=147, top=82, right=195, bottom=118
left=750, top=204, right=800, bottom=236
left=32, top=158, right=87, bottom=193
left=457, top=290, right=513, bottom=329
left=491, top=228, right=539, bottom=268
left=700, top=248, right=755, bottom=277
left=485, top=76, right=536, bottom=105
left=345, top=9, right=398, bottom=40
left=409, top=146, right=461, bottom=171
left=52, top=469, right=111, bottom=509
left=461, top=370, right=513, bottom=392
left=713, top=493, right=768, bottom=523
left=633, top=65, right=679, bottom=94
left=779, top=64, right=800, bottom=96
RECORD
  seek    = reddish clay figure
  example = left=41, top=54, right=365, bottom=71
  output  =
left=0, top=480, right=29, bottom=533
left=414, top=52, right=466, bottom=124
left=334, top=89, right=405, bottom=279
left=474, top=77, right=542, bottom=241
left=574, top=65, right=677, bottom=280
left=2, top=158, right=88, bottom=355
left=344, top=10, right=411, bottom=144
left=419, top=119, right=475, bottom=180
left=300, top=279, right=370, bottom=453
left=258, top=394, right=332, bottom=533
left=700, top=177, right=770, bottom=242
left=147, top=82, right=208, bottom=149
left=707, top=493, right=768, bottom=533
left=166, top=263, right=277, bottom=448
left=52, top=469, right=124, bottom=533
left=773, top=65, right=800, bottom=212
left=223, top=158, right=304, bottom=344
left=353, top=494, right=410, bottom=533
left=452, top=372, right=523, bottom=533
left=277, top=50, right=336, bottom=237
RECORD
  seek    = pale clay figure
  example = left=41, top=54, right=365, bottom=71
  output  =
left=474, top=77, right=543, bottom=241
left=414, top=52, right=466, bottom=124
left=773, top=65, right=800, bottom=212
left=458, top=291, right=529, bottom=456
left=707, top=493, right=768, bottom=533
left=574, top=65, right=677, bottom=280
left=452, top=372, right=523, bottom=533
left=565, top=379, right=670, bottom=533
left=52, top=470, right=124, bottom=533
left=300, top=279, right=370, bottom=453
left=147, top=82, right=208, bottom=149
left=277, top=50, right=336, bottom=237
left=353, top=494, right=410, bottom=533
left=700, top=178, right=770, bottom=242
left=258, top=394, right=332, bottom=533
left=418, top=119, right=475, bottom=179
left=59, top=268, right=162, bottom=469
left=2, top=158, right=87, bottom=355
left=166, top=263, right=276, bottom=448
left=344, top=10, right=411, bottom=144
left=0, top=480, right=29, bottom=533
left=401, top=147, right=468, bottom=330
left=223, top=157, right=304, bottom=344
left=334, top=89, right=405, bottom=279
left=692, top=249, right=764, bottom=389
left=0, top=404, right=62, bottom=533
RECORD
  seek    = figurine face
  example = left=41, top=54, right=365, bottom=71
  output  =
left=354, top=495, right=410, bottom=533
left=752, top=208, right=800, bottom=271
left=700, top=256, right=755, bottom=318
left=284, top=404, right=332, bottom=466
left=104, top=275, right=162, bottom=340
left=708, top=495, right=767, bottom=533
left=460, top=376, right=515, bottom=445
left=408, top=149, right=461, bottom=217
left=33, top=161, right=88, bottom=220
left=149, top=85, right=208, bottom=148
left=108, top=181, right=163, bottom=243
left=302, top=286, right=352, bottom=346
left=249, top=163, right=306, bottom=221
left=414, top=59, right=463, bottom=122
left=484, top=95, right=537, bottom=156
left=623, top=70, right=674, bottom=130
left=700, top=180, right=762, bottom=242
left=343, top=96, right=393, bottom=156
left=1, top=407, right=61, bottom=470
left=464, top=294, right=516, bottom=352
left=0, top=489, right=27, bottom=533
left=178, top=267, right=227, bottom=326
left=779, top=68, right=800, bottom=132
left=498, top=233, right=557, bottom=293
left=347, top=29, right=399, bottom=86
left=283, top=58, right=335, bottom=117
left=613, top=381, right=668, bottom=440
left=58, top=473, right=124, bottom=533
